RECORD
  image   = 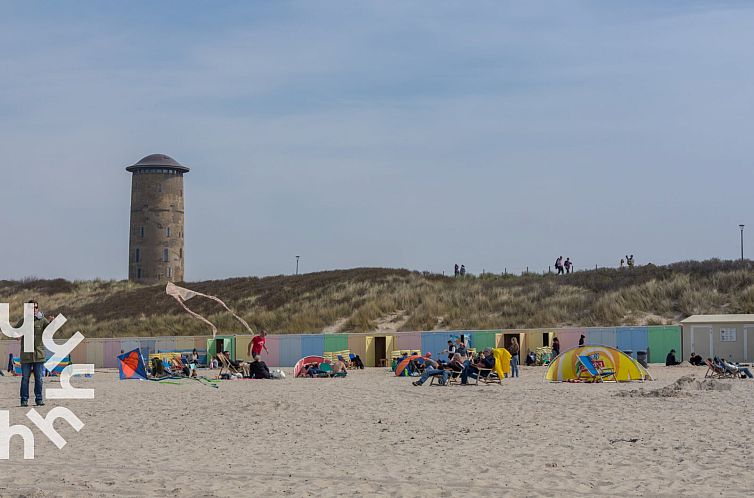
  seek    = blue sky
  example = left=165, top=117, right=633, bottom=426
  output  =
left=1, top=1, right=753, bottom=280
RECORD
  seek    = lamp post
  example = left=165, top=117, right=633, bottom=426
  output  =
left=740, top=225, right=745, bottom=262
left=295, top=255, right=300, bottom=275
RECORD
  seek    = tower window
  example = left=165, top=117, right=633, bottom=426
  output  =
left=180, top=248, right=183, bottom=258
left=135, top=248, right=141, bottom=263
left=139, top=226, right=144, bottom=238
left=157, top=183, right=162, bottom=193
left=166, top=227, right=171, bottom=237
left=163, top=248, right=169, bottom=262
left=137, top=268, right=141, bottom=279
left=167, top=267, right=172, bottom=278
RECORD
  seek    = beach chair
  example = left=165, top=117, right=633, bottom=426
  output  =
left=217, top=352, right=243, bottom=378
left=705, top=359, right=733, bottom=379
left=429, top=365, right=463, bottom=386
left=473, top=363, right=502, bottom=385
left=576, top=355, right=617, bottom=382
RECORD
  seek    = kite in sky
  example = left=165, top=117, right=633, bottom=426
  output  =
left=165, top=282, right=254, bottom=338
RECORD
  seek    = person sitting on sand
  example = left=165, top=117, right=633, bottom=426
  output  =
left=306, top=363, right=323, bottom=377
left=525, top=350, right=536, bottom=366
left=248, top=355, right=271, bottom=379
left=331, top=358, right=348, bottom=377
left=665, top=349, right=681, bottom=366
left=352, top=355, right=365, bottom=369
left=689, top=353, right=705, bottom=366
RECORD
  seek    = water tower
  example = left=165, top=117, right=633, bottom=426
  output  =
left=126, top=154, right=189, bottom=283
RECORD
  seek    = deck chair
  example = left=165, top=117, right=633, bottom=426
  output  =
left=429, top=365, right=463, bottom=386
left=577, top=355, right=617, bottom=382
left=706, top=359, right=735, bottom=378
left=217, top=353, right=243, bottom=377
left=705, top=359, right=724, bottom=378
left=474, top=363, right=502, bottom=385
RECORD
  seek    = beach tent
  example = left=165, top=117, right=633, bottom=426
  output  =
left=394, top=355, right=422, bottom=377
left=545, top=345, right=652, bottom=382
left=118, top=348, right=148, bottom=380
left=294, top=355, right=330, bottom=378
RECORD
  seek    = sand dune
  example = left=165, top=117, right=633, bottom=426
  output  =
left=1, top=364, right=752, bottom=496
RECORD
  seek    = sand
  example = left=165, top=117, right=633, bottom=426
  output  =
left=1, top=364, right=753, bottom=497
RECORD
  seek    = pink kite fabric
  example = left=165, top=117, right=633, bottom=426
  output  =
left=165, top=282, right=254, bottom=339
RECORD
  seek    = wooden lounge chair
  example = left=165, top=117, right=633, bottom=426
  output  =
left=473, top=364, right=502, bottom=385
left=429, top=364, right=463, bottom=386
left=217, top=352, right=243, bottom=378
left=577, top=355, right=617, bottom=382
left=705, top=359, right=732, bottom=379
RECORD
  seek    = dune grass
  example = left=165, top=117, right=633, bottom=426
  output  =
left=1, top=260, right=751, bottom=338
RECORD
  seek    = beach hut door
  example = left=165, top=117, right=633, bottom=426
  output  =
left=365, top=336, right=376, bottom=367
left=373, top=337, right=386, bottom=367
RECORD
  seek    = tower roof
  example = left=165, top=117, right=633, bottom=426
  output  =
left=126, top=154, right=190, bottom=173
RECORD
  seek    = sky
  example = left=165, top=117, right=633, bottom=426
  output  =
left=1, top=1, right=753, bottom=281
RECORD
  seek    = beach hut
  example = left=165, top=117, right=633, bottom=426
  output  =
left=206, top=336, right=235, bottom=361
left=363, top=335, right=396, bottom=367
left=545, top=346, right=651, bottom=382
left=680, top=315, right=754, bottom=362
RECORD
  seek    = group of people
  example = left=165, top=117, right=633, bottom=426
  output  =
left=453, top=264, right=466, bottom=277
left=409, top=335, right=522, bottom=386
left=666, top=350, right=753, bottom=378
left=554, top=256, right=573, bottom=274
left=300, top=357, right=349, bottom=377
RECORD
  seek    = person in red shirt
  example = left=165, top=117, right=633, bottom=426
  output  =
left=248, top=329, right=269, bottom=358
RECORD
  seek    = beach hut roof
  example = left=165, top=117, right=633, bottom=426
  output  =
left=680, top=314, right=754, bottom=324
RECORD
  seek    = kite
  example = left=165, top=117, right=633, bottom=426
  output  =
left=165, top=282, right=254, bottom=339
left=118, top=348, right=148, bottom=380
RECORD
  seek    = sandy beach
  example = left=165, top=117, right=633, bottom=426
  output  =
left=1, top=364, right=752, bottom=497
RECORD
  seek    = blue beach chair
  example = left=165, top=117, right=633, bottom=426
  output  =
left=577, top=355, right=617, bottom=383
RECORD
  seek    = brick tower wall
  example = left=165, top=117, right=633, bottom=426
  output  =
left=128, top=170, right=185, bottom=283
